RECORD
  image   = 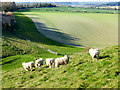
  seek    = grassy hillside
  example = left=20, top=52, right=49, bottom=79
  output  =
left=2, top=45, right=118, bottom=88
left=2, top=12, right=83, bottom=71
left=22, top=10, right=118, bottom=47
left=2, top=11, right=118, bottom=88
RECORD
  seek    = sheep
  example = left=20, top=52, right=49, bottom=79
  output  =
left=22, top=61, right=35, bottom=71
left=46, top=58, right=54, bottom=68
left=55, top=55, right=70, bottom=69
left=35, top=58, right=43, bottom=68
left=6, top=11, right=13, bottom=16
left=89, top=48, right=99, bottom=61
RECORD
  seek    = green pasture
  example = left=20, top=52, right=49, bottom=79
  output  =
left=22, top=10, right=118, bottom=47
left=2, top=45, right=118, bottom=88
left=29, top=6, right=118, bottom=14
left=2, top=12, right=83, bottom=70
left=1, top=9, right=118, bottom=88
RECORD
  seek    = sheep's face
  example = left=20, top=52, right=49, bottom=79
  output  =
left=64, top=55, right=68, bottom=57
left=68, top=55, right=70, bottom=58
left=65, top=55, right=70, bottom=59
left=50, top=60, right=54, bottom=65
left=97, top=49, right=99, bottom=52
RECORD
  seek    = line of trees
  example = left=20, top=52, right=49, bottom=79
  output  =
left=2, top=2, right=17, bottom=12
left=16, top=3, right=56, bottom=9
left=1, top=2, right=56, bottom=12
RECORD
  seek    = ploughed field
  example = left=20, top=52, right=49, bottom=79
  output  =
left=22, top=10, right=118, bottom=47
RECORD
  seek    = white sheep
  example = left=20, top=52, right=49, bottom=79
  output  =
left=55, top=55, right=70, bottom=69
left=22, top=61, right=35, bottom=71
left=35, top=58, right=43, bottom=68
left=46, top=58, right=54, bottom=68
left=89, top=48, right=99, bottom=61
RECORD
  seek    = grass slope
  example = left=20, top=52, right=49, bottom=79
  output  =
left=2, top=45, right=118, bottom=88
left=22, top=10, right=118, bottom=47
left=2, top=11, right=118, bottom=88
left=2, top=12, right=83, bottom=70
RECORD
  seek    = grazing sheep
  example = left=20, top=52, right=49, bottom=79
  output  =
left=55, top=55, right=70, bottom=69
left=89, top=48, right=99, bottom=61
left=6, top=11, right=13, bottom=16
left=46, top=58, right=54, bottom=68
left=22, top=61, right=35, bottom=71
left=35, top=58, right=43, bottom=68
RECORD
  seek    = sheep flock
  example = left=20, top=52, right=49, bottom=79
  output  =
left=22, top=48, right=99, bottom=71
left=22, top=55, right=70, bottom=71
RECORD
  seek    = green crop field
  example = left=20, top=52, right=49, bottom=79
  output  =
left=21, top=10, right=118, bottom=47
left=1, top=7, right=119, bottom=88
left=26, top=6, right=118, bottom=14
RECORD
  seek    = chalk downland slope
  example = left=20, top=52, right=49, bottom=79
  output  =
left=2, top=45, right=118, bottom=88
left=1, top=12, right=118, bottom=88
left=2, top=12, right=83, bottom=71
left=22, top=10, right=118, bottom=47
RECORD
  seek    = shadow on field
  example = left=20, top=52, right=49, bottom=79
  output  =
left=1, top=57, right=21, bottom=65
left=31, top=16, right=83, bottom=47
left=99, top=55, right=110, bottom=59
left=2, top=13, right=84, bottom=47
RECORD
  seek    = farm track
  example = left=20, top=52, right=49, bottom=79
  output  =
left=30, top=40, right=58, bottom=55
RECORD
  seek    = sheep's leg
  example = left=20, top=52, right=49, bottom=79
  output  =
left=55, top=63, right=58, bottom=70
left=64, top=62, right=67, bottom=67
left=33, top=65, right=36, bottom=70
left=55, top=67, right=58, bottom=70
left=97, top=55, right=99, bottom=60
left=92, top=57, right=94, bottom=62
left=31, top=68, right=33, bottom=71
left=49, top=66, right=51, bottom=68
left=98, top=53, right=99, bottom=58
left=64, top=61, right=67, bottom=65
left=34, top=66, right=36, bottom=70
left=52, top=63, right=54, bottom=68
left=35, top=64, right=37, bottom=68
left=30, top=66, right=33, bottom=71
left=96, top=58, right=98, bottom=61
left=55, top=65, right=58, bottom=70
left=55, top=65, right=57, bottom=70
left=25, top=68, right=28, bottom=71
left=38, top=64, right=41, bottom=68
left=24, top=67, right=28, bottom=71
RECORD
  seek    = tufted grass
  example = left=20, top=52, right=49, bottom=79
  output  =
left=1, top=10, right=118, bottom=88
left=2, top=45, right=118, bottom=88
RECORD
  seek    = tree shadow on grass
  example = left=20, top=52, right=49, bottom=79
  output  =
left=2, top=12, right=84, bottom=47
